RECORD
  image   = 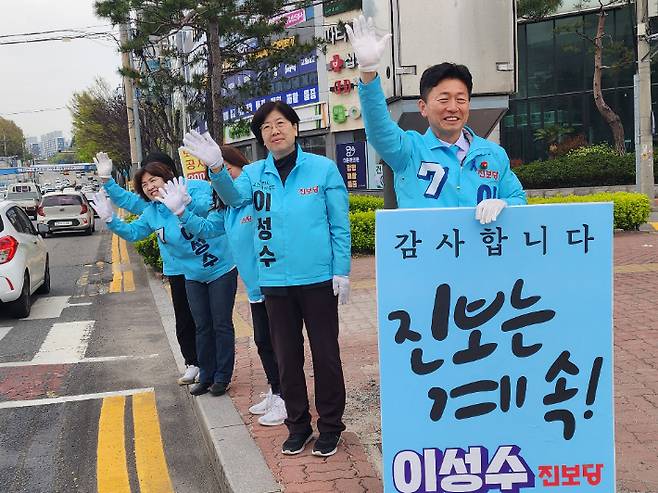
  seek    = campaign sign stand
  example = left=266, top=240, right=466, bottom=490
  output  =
left=375, top=204, right=614, bottom=492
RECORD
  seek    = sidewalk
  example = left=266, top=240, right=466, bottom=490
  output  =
left=147, top=227, right=658, bottom=492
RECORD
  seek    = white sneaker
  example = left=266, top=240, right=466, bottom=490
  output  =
left=249, top=389, right=275, bottom=415
left=178, top=365, right=199, bottom=385
left=257, top=396, right=287, bottom=426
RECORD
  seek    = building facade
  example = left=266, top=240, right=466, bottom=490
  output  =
left=501, top=1, right=658, bottom=164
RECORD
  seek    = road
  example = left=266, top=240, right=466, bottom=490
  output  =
left=0, top=224, right=220, bottom=493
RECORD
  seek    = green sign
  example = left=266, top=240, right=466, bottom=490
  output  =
left=323, top=0, right=362, bottom=17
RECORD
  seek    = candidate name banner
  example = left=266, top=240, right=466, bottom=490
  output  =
left=375, top=204, right=614, bottom=493
left=178, top=148, right=207, bottom=181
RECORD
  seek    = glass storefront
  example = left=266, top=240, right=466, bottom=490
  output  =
left=503, top=5, right=658, bottom=163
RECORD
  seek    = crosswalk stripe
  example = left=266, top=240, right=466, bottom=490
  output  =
left=97, top=396, right=131, bottom=493
left=0, top=387, right=154, bottom=409
left=31, top=320, right=94, bottom=364
left=0, top=327, right=12, bottom=344
left=133, top=391, right=174, bottom=493
left=21, top=296, right=70, bottom=320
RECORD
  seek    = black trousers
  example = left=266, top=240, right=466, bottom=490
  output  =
left=168, top=274, right=198, bottom=366
left=265, top=285, right=346, bottom=434
left=250, top=301, right=281, bottom=395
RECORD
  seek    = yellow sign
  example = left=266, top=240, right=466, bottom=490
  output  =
left=178, top=147, right=208, bottom=181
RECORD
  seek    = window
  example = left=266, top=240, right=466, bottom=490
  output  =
left=14, top=207, right=36, bottom=235
left=298, top=134, right=327, bottom=156
left=42, top=195, right=83, bottom=207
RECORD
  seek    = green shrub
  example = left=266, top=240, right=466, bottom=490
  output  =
left=349, top=194, right=384, bottom=213
left=350, top=211, right=376, bottom=254
left=529, top=192, right=651, bottom=230
left=134, top=234, right=163, bottom=271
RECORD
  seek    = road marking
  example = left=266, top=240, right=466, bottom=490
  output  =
left=21, top=296, right=70, bottom=320
left=97, top=396, right=131, bottom=493
left=133, top=391, right=175, bottom=493
left=67, top=302, right=93, bottom=307
left=110, top=234, right=135, bottom=293
left=0, top=387, right=154, bottom=409
left=110, top=234, right=123, bottom=293
left=0, top=327, right=12, bottom=344
left=0, top=353, right=159, bottom=368
left=649, top=221, right=658, bottom=231
left=31, top=320, right=94, bottom=364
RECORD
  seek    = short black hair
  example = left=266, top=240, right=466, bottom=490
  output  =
left=142, top=151, right=176, bottom=174
left=419, top=63, right=473, bottom=101
left=250, top=101, right=300, bottom=146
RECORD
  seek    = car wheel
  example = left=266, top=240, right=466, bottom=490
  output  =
left=36, top=256, right=51, bottom=294
left=92, top=221, right=96, bottom=233
left=8, top=272, right=31, bottom=318
left=85, top=224, right=93, bottom=235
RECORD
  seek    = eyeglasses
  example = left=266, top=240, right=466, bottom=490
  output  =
left=260, top=119, right=291, bottom=134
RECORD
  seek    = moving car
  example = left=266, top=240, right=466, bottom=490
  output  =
left=0, top=200, right=50, bottom=318
left=5, top=183, right=42, bottom=219
left=37, top=191, right=95, bottom=236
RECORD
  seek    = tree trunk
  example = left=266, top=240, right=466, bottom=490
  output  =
left=593, top=10, right=626, bottom=155
left=207, top=20, right=224, bottom=144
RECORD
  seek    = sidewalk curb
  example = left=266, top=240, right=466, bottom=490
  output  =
left=145, top=266, right=282, bottom=493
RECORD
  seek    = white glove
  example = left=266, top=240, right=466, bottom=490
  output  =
left=181, top=130, right=223, bottom=171
left=93, top=152, right=113, bottom=179
left=91, top=191, right=115, bottom=223
left=332, top=275, right=351, bottom=305
left=475, top=199, right=507, bottom=224
left=155, top=177, right=188, bottom=216
left=345, top=15, right=392, bottom=73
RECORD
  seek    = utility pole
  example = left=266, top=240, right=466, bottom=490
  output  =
left=636, top=0, right=655, bottom=199
left=119, top=22, right=142, bottom=180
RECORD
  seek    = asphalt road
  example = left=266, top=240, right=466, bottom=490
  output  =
left=0, top=224, right=220, bottom=493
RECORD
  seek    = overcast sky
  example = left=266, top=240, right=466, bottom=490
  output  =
left=0, top=0, right=122, bottom=141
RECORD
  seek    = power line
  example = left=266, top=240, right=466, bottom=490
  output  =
left=0, top=24, right=115, bottom=39
left=1, top=107, right=68, bottom=116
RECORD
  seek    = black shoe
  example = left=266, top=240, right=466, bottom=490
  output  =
left=189, top=382, right=211, bottom=396
left=312, top=432, right=341, bottom=457
left=281, top=428, right=313, bottom=455
left=209, top=382, right=230, bottom=396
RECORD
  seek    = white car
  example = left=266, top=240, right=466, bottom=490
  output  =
left=37, top=191, right=95, bottom=236
left=0, top=200, right=50, bottom=318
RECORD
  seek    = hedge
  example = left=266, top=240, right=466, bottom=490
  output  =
left=513, top=144, right=658, bottom=189
left=349, top=195, right=384, bottom=213
left=528, top=192, right=651, bottom=231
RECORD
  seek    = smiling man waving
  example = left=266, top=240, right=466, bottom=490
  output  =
left=347, top=15, right=526, bottom=224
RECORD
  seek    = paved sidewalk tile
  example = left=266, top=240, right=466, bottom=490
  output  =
left=228, top=231, right=658, bottom=493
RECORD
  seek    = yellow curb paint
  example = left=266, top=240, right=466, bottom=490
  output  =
left=132, top=391, right=174, bottom=493
left=649, top=222, right=658, bottom=231
left=97, top=396, right=131, bottom=493
left=119, top=238, right=135, bottom=292
left=109, top=235, right=123, bottom=293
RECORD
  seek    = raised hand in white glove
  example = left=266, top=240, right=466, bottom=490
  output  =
left=154, top=177, right=188, bottom=216
left=345, top=15, right=392, bottom=73
left=93, top=152, right=113, bottom=180
left=181, top=130, right=223, bottom=171
left=332, top=275, right=351, bottom=305
left=475, top=199, right=507, bottom=224
left=91, top=191, right=115, bottom=223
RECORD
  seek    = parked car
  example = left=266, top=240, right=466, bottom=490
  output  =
left=5, top=183, right=42, bottom=219
left=0, top=200, right=50, bottom=318
left=37, top=191, right=95, bottom=236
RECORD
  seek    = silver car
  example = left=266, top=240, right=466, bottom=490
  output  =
left=37, top=192, right=95, bottom=236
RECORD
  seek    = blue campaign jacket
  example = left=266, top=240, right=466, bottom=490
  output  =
left=211, top=147, right=351, bottom=287
left=106, top=188, right=234, bottom=283
left=178, top=203, right=263, bottom=302
left=103, top=178, right=213, bottom=276
left=358, top=75, right=527, bottom=209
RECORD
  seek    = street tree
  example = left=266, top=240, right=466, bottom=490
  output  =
left=0, top=117, right=25, bottom=158
left=519, top=0, right=632, bottom=154
left=69, top=79, right=132, bottom=175
left=95, top=0, right=317, bottom=148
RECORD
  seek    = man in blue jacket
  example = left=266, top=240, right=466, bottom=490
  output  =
left=346, top=15, right=526, bottom=223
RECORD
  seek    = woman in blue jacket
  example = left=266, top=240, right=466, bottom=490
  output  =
left=92, top=162, right=237, bottom=397
left=157, top=145, right=286, bottom=427
left=181, top=102, right=351, bottom=457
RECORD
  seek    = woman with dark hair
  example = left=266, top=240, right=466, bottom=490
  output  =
left=157, top=145, right=286, bottom=426
left=94, top=151, right=211, bottom=386
left=181, top=101, right=351, bottom=457
left=92, top=162, right=238, bottom=397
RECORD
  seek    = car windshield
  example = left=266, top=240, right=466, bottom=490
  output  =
left=7, top=191, right=40, bottom=200
left=42, top=195, right=82, bottom=206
